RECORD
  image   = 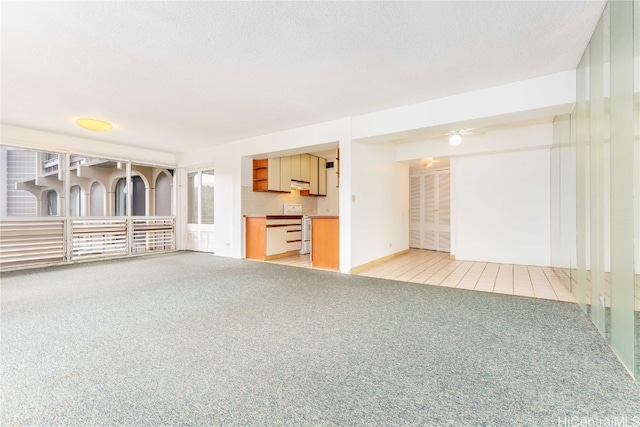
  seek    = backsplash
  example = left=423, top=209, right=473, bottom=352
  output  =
left=241, top=186, right=318, bottom=215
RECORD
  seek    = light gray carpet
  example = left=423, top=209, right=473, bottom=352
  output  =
left=2, top=252, right=639, bottom=426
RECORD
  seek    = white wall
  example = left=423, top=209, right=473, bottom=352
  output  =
left=350, top=140, right=409, bottom=269
left=452, top=148, right=551, bottom=266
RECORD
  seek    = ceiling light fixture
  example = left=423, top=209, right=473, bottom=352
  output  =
left=75, top=118, right=113, bottom=132
left=421, top=158, right=434, bottom=168
left=448, top=132, right=462, bottom=147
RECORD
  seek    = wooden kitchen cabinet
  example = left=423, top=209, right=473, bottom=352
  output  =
left=311, top=216, right=339, bottom=270
left=252, top=159, right=268, bottom=192
left=254, top=155, right=325, bottom=195
left=318, top=157, right=327, bottom=196
left=245, top=215, right=302, bottom=260
left=266, top=226, right=287, bottom=256
left=252, top=158, right=289, bottom=193
left=300, top=153, right=310, bottom=183
left=267, top=158, right=281, bottom=192
left=290, top=154, right=301, bottom=182
left=301, top=155, right=326, bottom=197
left=280, top=155, right=291, bottom=192
left=309, top=155, right=319, bottom=195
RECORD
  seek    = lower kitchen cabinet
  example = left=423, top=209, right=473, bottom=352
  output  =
left=311, top=216, right=339, bottom=270
left=245, top=215, right=302, bottom=260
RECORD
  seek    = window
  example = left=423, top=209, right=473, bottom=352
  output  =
left=187, top=169, right=214, bottom=225
left=201, top=170, right=214, bottom=224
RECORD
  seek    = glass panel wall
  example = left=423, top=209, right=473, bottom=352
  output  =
left=564, top=0, right=639, bottom=380
left=550, top=114, right=576, bottom=296
left=634, top=0, right=640, bottom=378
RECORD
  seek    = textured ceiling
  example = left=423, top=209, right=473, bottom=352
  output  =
left=1, top=1, right=605, bottom=154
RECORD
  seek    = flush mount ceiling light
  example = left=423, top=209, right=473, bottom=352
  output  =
left=421, top=157, right=434, bottom=168
left=75, top=118, right=113, bottom=132
left=448, top=132, right=463, bottom=147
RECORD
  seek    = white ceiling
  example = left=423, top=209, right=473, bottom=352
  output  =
left=1, top=1, right=605, bottom=154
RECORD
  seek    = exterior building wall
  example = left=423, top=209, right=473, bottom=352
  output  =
left=1, top=148, right=37, bottom=216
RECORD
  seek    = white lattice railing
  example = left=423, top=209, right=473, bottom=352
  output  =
left=0, top=218, right=66, bottom=268
left=0, top=216, right=175, bottom=270
left=132, top=217, right=175, bottom=254
left=71, top=218, right=128, bottom=260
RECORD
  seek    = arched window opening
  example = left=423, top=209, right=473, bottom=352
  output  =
left=155, top=173, right=171, bottom=216
left=90, top=181, right=105, bottom=216
left=70, top=185, right=82, bottom=216
left=46, top=190, right=58, bottom=216
left=115, top=176, right=145, bottom=216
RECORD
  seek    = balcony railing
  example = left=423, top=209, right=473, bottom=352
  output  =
left=0, top=216, right=175, bottom=271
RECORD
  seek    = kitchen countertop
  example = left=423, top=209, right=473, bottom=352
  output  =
left=244, top=214, right=304, bottom=219
left=308, top=216, right=339, bottom=219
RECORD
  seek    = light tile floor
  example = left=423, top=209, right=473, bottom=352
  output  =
left=268, top=249, right=578, bottom=303
left=555, top=268, right=640, bottom=311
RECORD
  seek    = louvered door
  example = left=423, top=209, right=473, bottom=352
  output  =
left=409, top=170, right=450, bottom=252
left=409, top=175, right=421, bottom=247
left=437, top=172, right=451, bottom=251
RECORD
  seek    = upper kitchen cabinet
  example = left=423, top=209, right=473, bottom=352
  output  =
left=280, top=155, right=291, bottom=192
left=309, top=155, right=319, bottom=195
left=300, top=154, right=310, bottom=183
left=253, top=154, right=326, bottom=195
left=252, top=158, right=289, bottom=193
left=290, top=154, right=301, bottom=182
left=318, top=157, right=327, bottom=196
left=267, top=158, right=281, bottom=192
left=252, top=159, right=268, bottom=191
left=302, top=155, right=327, bottom=197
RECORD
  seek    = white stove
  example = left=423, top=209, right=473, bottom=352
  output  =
left=283, top=204, right=310, bottom=255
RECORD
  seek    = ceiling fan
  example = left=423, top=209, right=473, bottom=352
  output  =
left=445, top=129, right=484, bottom=147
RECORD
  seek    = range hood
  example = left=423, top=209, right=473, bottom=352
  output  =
left=291, top=180, right=310, bottom=190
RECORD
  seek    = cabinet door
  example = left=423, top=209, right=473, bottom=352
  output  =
left=280, top=156, right=291, bottom=192
left=267, top=158, right=281, bottom=191
left=266, top=226, right=287, bottom=256
left=309, top=155, right=319, bottom=195
left=318, top=157, right=327, bottom=196
left=290, top=154, right=301, bottom=181
left=300, top=154, right=310, bottom=182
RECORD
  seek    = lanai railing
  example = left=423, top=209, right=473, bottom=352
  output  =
left=0, top=216, right=175, bottom=271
